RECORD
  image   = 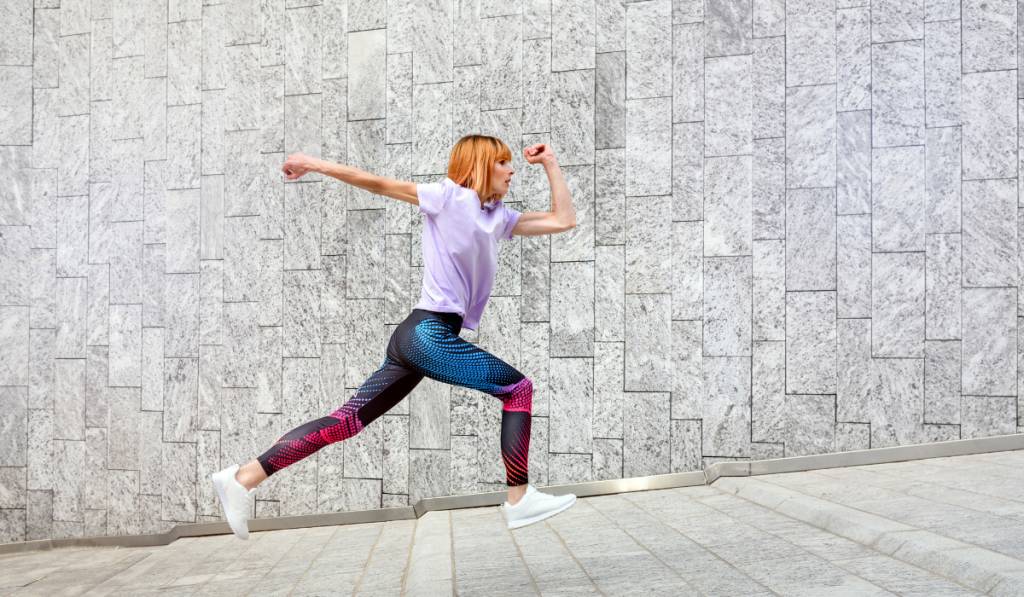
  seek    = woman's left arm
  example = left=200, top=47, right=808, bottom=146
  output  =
left=510, top=146, right=577, bottom=237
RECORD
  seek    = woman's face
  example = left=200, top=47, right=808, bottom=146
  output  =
left=489, top=158, right=514, bottom=199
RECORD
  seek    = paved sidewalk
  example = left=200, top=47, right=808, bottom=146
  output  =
left=4, top=450, right=1024, bottom=596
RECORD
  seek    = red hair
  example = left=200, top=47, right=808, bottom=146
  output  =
left=446, top=135, right=513, bottom=208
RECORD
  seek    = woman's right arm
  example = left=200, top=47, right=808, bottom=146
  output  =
left=282, top=153, right=419, bottom=206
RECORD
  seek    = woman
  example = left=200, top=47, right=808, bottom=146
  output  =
left=212, top=135, right=578, bottom=540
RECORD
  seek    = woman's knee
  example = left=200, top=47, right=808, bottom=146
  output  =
left=501, top=377, right=533, bottom=414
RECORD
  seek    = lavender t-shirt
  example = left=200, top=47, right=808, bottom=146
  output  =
left=412, top=177, right=522, bottom=331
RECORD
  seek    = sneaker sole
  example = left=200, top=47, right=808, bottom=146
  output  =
left=506, top=495, right=577, bottom=530
left=212, top=472, right=248, bottom=540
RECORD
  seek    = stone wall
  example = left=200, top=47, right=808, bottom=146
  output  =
left=0, top=0, right=1022, bottom=541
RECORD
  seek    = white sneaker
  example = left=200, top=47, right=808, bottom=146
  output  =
left=212, top=464, right=256, bottom=540
left=502, top=485, right=576, bottom=529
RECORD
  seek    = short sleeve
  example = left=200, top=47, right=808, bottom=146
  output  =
left=500, top=206, right=522, bottom=241
left=417, top=180, right=448, bottom=217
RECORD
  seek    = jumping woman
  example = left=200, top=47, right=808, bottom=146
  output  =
left=212, top=135, right=578, bottom=539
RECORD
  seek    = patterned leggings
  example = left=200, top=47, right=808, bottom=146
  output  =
left=256, top=309, right=533, bottom=486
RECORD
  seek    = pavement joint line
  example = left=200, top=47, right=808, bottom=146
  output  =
left=399, top=517, right=418, bottom=596
left=714, top=475, right=1024, bottom=596
left=584, top=495, right=718, bottom=597
left=541, top=516, right=606, bottom=596
left=498, top=506, right=542, bottom=597
left=350, top=522, right=386, bottom=595
left=243, top=526, right=315, bottom=597
left=285, top=524, right=342, bottom=597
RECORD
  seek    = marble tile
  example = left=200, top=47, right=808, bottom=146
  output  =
left=223, top=217, right=259, bottom=303
left=29, top=169, right=57, bottom=249
left=29, top=249, right=57, bottom=333
left=671, top=319, right=704, bottom=421
left=549, top=453, right=592, bottom=485
left=753, top=239, right=785, bottom=342
left=410, top=378, right=450, bottom=451
left=26, top=490, right=52, bottom=541
left=53, top=439, right=84, bottom=522
left=786, top=395, right=835, bottom=457
left=143, top=160, right=167, bottom=244
left=753, top=138, right=785, bottom=240
left=284, top=269, right=322, bottom=358
left=54, top=358, right=85, bottom=442
left=165, top=273, right=200, bottom=358
left=837, top=215, right=871, bottom=320
left=753, top=36, right=784, bottom=139
left=836, top=111, right=871, bottom=216
left=549, top=357, right=593, bottom=454
left=199, top=260, right=222, bottom=346
left=671, top=420, right=702, bottom=473
left=786, top=188, right=836, bottom=291
left=705, top=55, right=752, bottom=157
left=0, top=226, right=30, bottom=307
left=752, top=341, right=785, bottom=443
left=382, top=415, right=409, bottom=496
left=259, top=239, right=284, bottom=327
left=108, top=304, right=142, bottom=387
left=551, top=261, right=594, bottom=357
left=57, top=195, right=89, bottom=278
left=625, top=1, right=670, bottom=100
left=925, top=126, right=960, bottom=235
left=703, top=357, right=751, bottom=457
left=924, top=340, right=961, bottom=426
left=962, top=396, right=1016, bottom=439
left=166, top=188, right=201, bottom=275
left=626, top=99, right=672, bottom=199
left=837, top=8, right=870, bottom=112
left=962, top=0, right=1016, bottom=73
left=225, top=130, right=261, bottom=217
left=142, top=245, right=164, bottom=329
left=672, top=124, right=702, bottom=223
left=703, top=257, right=752, bottom=357
left=56, top=277, right=87, bottom=360
left=871, top=358, right=924, bottom=448
left=672, top=222, right=702, bottom=323
left=704, top=156, right=752, bottom=257
left=0, top=307, right=29, bottom=388
left=705, top=0, right=752, bottom=57
left=872, top=40, right=924, bottom=148
left=624, top=294, right=672, bottom=392
left=871, top=0, right=923, bottom=43
left=344, top=299, right=387, bottom=389
left=786, top=292, right=837, bottom=394
left=161, top=441, right=197, bottom=522
left=107, top=470, right=139, bottom=535
left=673, top=24, right=703, bottom=124
left=594, top=342, right=624, bottom=439
left=384, top=236, right=411, bottom=326
left=197, top=344, right=223, bottom=432
left=593, top=438, right=623, bottom=481
left=924, top=19, right=960, bottom=128
left=872, top=252, right=925, bottom=359
left=480, top=15, right=520, bottom=110
left=29, top=328, right=55, bottom=410
left=84, top=345, right=110, bottom=429
left=409, top=449, right=450, bottom=503
left=595, top=246, right=625, bottom=342
left=284, top=181, right=323, bottom=271
left=962, top=69, right=1017, bottom=180
left=27, top=409, right=53, bottom=490
left=872, top=146, right=925, bottom=253
left=196, top=430, right=220, bottom=517
left=164, top=357, right=199, bottom=443
left=963, top=179, right=1016, bottom=288
left=0, top=387, right=27, bottom=468
left=925, top=234, right=961, bottom=340
left=138, top=410, right=162, bottom=495
left=837, top=319, right=871, bottom=423
left=221, top=388, right=257, bottom=474
left=108, top=387, right=140, bottom=471
left=836, top=422, right=870, bottom=451
left=59, top=115, right=90, bottom=197
left=222, top=302, right=258, bottom=389
left=786, top=0, right=836, bottom=86
left=624, top=392, right=669, bottom=477
left=625, top=193, right=672, bottom=292
left=962, top=288, right=1016, bottom=397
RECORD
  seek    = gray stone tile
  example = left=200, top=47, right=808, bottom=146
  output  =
left=410, top=378, right=450, bottom=451
left=626, top=0, right=671, bottom=99
left=409, top=449, right=450, bottom=503
left=29, top=328, right=55, bottom=410
left=925, top=234, right=961, bottom=340
left=551, top=261, right=594, bottom=357
left=26, top=409, right=53, bottom=491
left=624, top=392, right=669, bottom=477
left=108, top=470, right=140, bottom=536
left=54, top=358, right=85, bottom=442
left=552, top=165, right=596, bottom=262
left=0, top=387, right=27, bottom=468
left=872, top=358, right=924, bottom=448
left=53, top=439, right=84, bottom=522
left=480, top=17, right=519, bottom=111
left=59, top=115, right=90, bottom=197
left=872, top=40, right=924, bottom=148
left=594, top=342, right=624, bottom=439
left=550, top=453, right=592, bottom=485
left=836, top=422, right=871, bottom=451
left=837, top=8, right=870, bottom=112
left=57, top=195, right=88, bottom=278
left=836, top=111, right=871, bottom=216
left=0, top=307, right=29, bottom=387
left=962, top=396, right=1017, bottom=439
left=625, top=193, right=672, bottom=292
left=225, top=130, right=261, bottom=217
left=786, top=188, right=836, bottom=291
left=963, top=179, right=1016, bottom=288
left=595, top=149, right=626, bottom=247
left=521, top=322, right=549, bottom=418
left=165, top=273, right=200, bottom=358
left=672, top=320, right=702, bottom=421
left=837, top=318, right=871, bottom=423
left=962, top=0, right=1015, bottom=73
left=925, top=126, right=960, bottom=235
left=626, top=98, right=672, bottom=198
left=596, top=245, right=625, bottom=342
left=962, top=69, right=1017, bottom=180
left=962, top=288, right=1016, bottom=397
left=704, top=156, right=752, bottom=257
left=166, top=189, right=201, bottom=275
left=786, top=395, right=836, bottom=457
left=550, top=357, right=593, bottom=455
left=108, top=304, right=141, bottom=387
left=198, top=260, right=222, bottom=347
left=593, top=438, right=623, bottom=482
left=197, top=342, right=223, bottom=430
left=164, top=357, right=198, bottom=443
left=673, top=24, right=703, bottom=124
left=925, top=20, right=960, bottom=128
left=705, top=55, right=752, bottom=157
left=671, top=420, right=702, bottom=473
left=753, top=137, right=785, bottom=240
left=108, top=387, right=140, bottom=471
left=55, top=277, right=86, bottom=360
left=786, top=292, right=837, bottom=394
left=703, top=356, right=752, bottom=457
left=142, top=245, right=164, bottom=329
left=872, top=252, right=925, bottom=359
left=872, top=0, right=923, bottom=43
left=753, top=37, right=784, bottom=140
left=624, top=293, right=672, bottom=391
left=283, top=269, right=322, bottom=358
left=752, top=341, right=785, bottom=443
left=837, top=215, right=871, bottom=320
left=925, top=340, right=961, bottom=425
left=786, top=0, right=836, bottom=86
left=223, top=301, right=258, bottom=388
left=672, top=123, right=702, bottom=224
left=0, top=226, right=30, bottom=308
left=161, top=442, right=196, bottom=523
left=705, top=0, right=752, bottom=57
left=754, top=0, right=784, bottom=37
left=704, top=257, right=752, bottom=357
left=873, top=146, right=925, bottom=253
